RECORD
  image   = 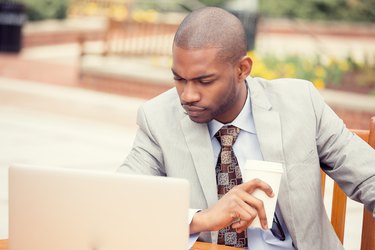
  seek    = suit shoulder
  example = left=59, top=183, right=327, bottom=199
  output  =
left=256, top=77, right=313, bottom=90
left=253, top=77, right=317, bottom=98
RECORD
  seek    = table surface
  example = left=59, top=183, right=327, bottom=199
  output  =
left=0, top=239, right=240, bottom=250
left=0, top=240, right=6, bottom=250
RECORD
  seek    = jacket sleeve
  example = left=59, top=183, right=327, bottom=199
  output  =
left=117, top=105, right=166, bottom=176
left=309, top=83, right=375, bottom=217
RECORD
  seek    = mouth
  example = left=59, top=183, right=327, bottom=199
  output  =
left=182, top=104, right=206, bottom=117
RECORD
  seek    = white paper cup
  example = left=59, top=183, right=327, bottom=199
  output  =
left=242, top=160, right=283, bottom=228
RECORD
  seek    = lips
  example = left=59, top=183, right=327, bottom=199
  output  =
left=182, top=105, right=206, bottom=116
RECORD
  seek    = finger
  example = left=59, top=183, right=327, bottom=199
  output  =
left=232, top=219, right=250, bottom=233
left=234, top=203, right=256, bottom=225
left=226, top=188, right=257, bottom=218
left=241, top=178, right=274, bottom=197
left=227, top=187, right=268, bottom=229
left=238, top=189, right=268, bottom=229
left=238, top=191, right=269, bottom=230
left=225, top=190, right=258, bottom=230
left=235, top=194, right=258, bottom=223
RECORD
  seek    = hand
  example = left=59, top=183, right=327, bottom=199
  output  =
left=190, top=178, right=274, bottom=234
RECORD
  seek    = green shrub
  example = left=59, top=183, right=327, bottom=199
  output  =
left=259, top=0, right=375, bottom=22
left=198, top=0, right=227, bottom=6
left=248, top=51, right=375, bottom=94
left=22, top=0, right=67, bottom=21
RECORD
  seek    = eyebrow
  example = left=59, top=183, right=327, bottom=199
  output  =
left=171, top=68, right=216, bottom=81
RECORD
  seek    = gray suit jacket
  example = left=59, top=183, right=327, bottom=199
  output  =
left=119, top=77, right=375, bottom=249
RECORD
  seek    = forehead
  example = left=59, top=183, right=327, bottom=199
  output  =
left=172, top=46, right=225, bottom=77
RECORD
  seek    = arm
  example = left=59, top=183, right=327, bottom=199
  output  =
left=309, top=84, right=375, bottom=216
left=118, top=105, right=165, bottom=176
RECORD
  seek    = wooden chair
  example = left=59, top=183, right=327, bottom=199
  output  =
left=321, top=117, right=375, bottom=250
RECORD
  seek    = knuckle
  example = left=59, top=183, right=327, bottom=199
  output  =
left=228, top=196, right=237, bottom=205
left=252, top=178, right=261, bottom=185
left=232, top=185, right=240, bottom=193
left=249, top=210, right=257, bottom=219
left=242, top=209, right=256, bottom=222
left=230, top=202, right=239, bottom=211
left=243, top=213, right=253, bottom=221
left=255, top=199, right=265, bottom=209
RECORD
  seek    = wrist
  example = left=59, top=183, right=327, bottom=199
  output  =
left=190, top=209, right=210, bottom=234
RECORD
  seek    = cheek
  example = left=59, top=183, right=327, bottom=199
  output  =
left=200, top=84, right=228, bottom=106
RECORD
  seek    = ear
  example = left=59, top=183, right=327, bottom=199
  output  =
left=237, top=56, right=252, bottom=82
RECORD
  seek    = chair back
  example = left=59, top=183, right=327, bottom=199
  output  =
left=321, top=117, right=375, bottom=250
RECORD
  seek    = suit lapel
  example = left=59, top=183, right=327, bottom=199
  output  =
left=180, top=116, right=218, bottom=208
left=249, top=80, right=284, bottom=163
left=248, top=77, right=297, bottom=242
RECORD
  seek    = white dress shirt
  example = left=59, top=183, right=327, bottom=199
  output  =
left=189, top=87, right=295, bottom=249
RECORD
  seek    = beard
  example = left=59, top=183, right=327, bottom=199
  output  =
left=209, top=79, right=238, bottom=122
left=210, top=89, right=237, bottom=120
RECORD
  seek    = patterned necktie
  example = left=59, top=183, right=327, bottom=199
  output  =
left=215, top=125, right=248, bottom=248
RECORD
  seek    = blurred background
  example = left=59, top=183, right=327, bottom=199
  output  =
left=0, top=0, right=374, bottom=249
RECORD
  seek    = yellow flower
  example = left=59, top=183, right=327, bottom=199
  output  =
left=338, top=61, right=349, bottom=71
left=251, top=62, right=267, bottom=77
left=314, top=66, right=326, bottom=78
left=247, top=51, right=257, bottom=60
left=131, top=9, right=158, bottom=23
left=109, top=5, right=128, bottom=21
left=263, top=70, right=278, bottom=79
left=84, top=2, right=98, bottom=16
left=313, top=79, right=325, bottom=89
left=283, top=63, right=296, bottom=78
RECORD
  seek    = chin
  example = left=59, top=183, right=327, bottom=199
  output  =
left=188, top=115, right=211, bottom=124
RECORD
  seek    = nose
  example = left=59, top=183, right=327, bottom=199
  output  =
left=180, top=81, right=200, bottom=104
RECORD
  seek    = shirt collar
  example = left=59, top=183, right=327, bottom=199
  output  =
left=208, top=87, right=256, bottom=139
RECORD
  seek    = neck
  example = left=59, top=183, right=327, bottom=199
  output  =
left=217, top=81, right=248, bottom=124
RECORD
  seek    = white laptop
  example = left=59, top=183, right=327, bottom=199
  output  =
left=8, top=165, right=189, bottom=250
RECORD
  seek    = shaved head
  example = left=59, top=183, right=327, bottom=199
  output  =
left=173, top=7, right=247, bottom=64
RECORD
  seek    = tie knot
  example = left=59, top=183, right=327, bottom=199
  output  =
left=215, top=125, right=240, bottom=146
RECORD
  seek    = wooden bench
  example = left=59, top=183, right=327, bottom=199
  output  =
left=77, top=14, right=182, bottom=97
left=79, top=17, right=179, bottom=58
left=321, top=116, right=375, bottom=250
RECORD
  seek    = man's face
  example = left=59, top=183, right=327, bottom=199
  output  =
left=172, top=45, right=245, bottom=124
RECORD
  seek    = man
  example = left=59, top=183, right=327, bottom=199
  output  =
left=118, top=7, right=375, bottom=249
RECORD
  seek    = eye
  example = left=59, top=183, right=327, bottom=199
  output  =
left=199, top=79, right=214, bottom=85
left=174, top=77, right=186, bottom=83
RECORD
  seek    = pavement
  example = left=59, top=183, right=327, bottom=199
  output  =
left=0, top=76, right=144, bottom=239
left=0, top=16, right=374, bottom=250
